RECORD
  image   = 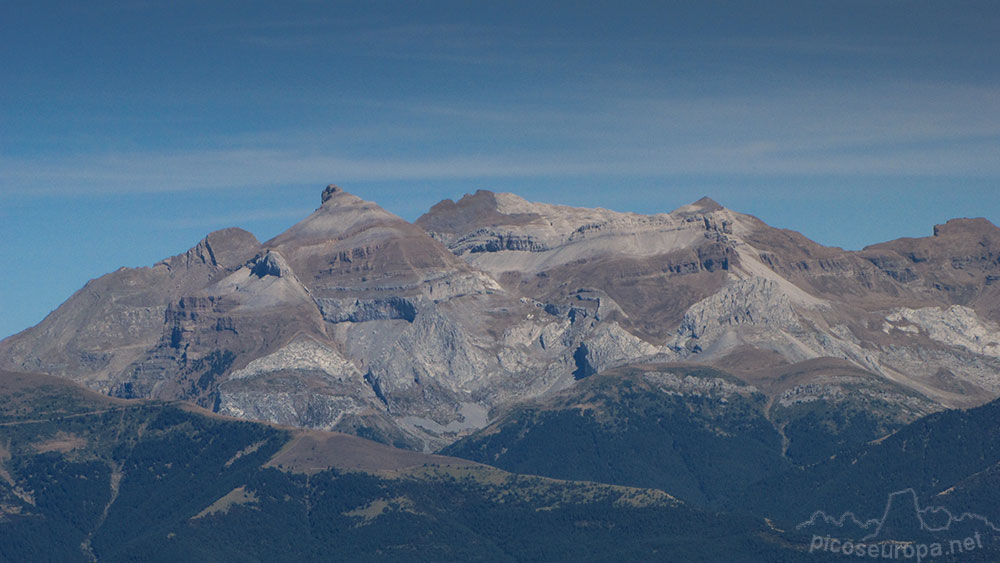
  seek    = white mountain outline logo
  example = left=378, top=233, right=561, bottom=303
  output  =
left=796, top=488, right=1000, bottom=541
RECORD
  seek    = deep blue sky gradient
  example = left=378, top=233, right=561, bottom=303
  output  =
left=2, top=1, right=999, bottom=338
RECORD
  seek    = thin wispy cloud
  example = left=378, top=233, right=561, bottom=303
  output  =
left=239, top=21, right=511, bottom=61
left=723, top=34, right=915, bottom=57
left=6, top=73, right=995, bottom=198
left=149, top=207, right=315, bottom=230
left=4, top=136, right=998, bottom=199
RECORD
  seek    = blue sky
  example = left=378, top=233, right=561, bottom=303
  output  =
left=2, top=1, right=999, bottom=339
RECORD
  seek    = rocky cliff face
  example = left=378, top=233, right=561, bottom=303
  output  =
left=2, top=186, right=999, bottom=450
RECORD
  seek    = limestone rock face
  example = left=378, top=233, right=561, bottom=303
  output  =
left=884, top=305, right=1000, bottom=358
left=676, top=277, right=803, bottom=345
left=418, top=189, right=1000, bottom=413
left=3, top=186, right=1000, bottom=451
left=0, top=228, right=261, bottom=392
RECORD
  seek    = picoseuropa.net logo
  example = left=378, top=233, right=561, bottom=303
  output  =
left=796, top=488, right=1000, bottom=561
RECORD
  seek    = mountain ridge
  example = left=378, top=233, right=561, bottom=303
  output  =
left=2, top=186, right=999, bottom=451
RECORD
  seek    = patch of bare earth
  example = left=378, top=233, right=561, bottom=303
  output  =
left=265, top=430, right=479, bottom=474
left=224, top=440, right=268, bottom=468
left=192, top=486, right=259, bottom=519
left=33, top=432, right=87, bottom=454
left=0, top=370, right=131, bottom=406
left=344, top=495, right=420, bottom=525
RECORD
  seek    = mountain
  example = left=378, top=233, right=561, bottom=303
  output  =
left=442, top=364, right=789, bottom=506
left=2, top=186, right=1000, bottom=452
left=416, top=191, right=735, bottom=342
left=441, top=360, right=936, bottom=504
left=733, top=392, right=1000, bottom=523
left=419, top=190, right=1000, bottom=406
left=733, top=394, right=1000, bottom=562
left=0, top=227, right=261, bottom=395
left=4, top=366, right=999, bottom=561
left=0, top=369, right=826, bottom=562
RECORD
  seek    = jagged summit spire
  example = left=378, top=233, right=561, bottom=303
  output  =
left=321, top=184, right=344, bottom=204
left=317, top=184, right=373, bottom=212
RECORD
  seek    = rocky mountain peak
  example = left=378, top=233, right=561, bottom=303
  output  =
left=249, top=250, right=292, bottom=279
left=317, top=184, right=370, bottom=212
left=271, top=186, right=404, bottom=247
left=158, top=227, right=260, bottom=272
left=262, top=185, right=478, bottom=304
left=199, top=228, right=261, bottom=268
left=693, top=195, right=723, bottom=209
left=416, top=189, right=540, bottom=238
left=321, top=184, right=343, bottom=204
left=672, top=196, right=725, bottom=215
left=932, top=217, right=999, bottom=238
